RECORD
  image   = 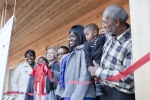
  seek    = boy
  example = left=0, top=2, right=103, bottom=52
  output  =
left=84, top=23, right=105, bottom=96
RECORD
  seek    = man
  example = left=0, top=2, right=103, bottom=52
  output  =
left=88, top=5, right=135, bottom=100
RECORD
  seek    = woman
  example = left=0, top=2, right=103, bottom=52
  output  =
left=11, top=50, right=36, bottom=100
left=46, top=47, right=61, bottom=100
left=54, top=25, right=96, bottom=100
left=57, top=46, right=69, bottom=62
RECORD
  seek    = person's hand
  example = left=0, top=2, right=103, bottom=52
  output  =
left=48, top=68, right=54, bottom=79
left=88, top=60, right=100, bottom=78
left=94, top=77, right=98, bottom=80
left=48, top=62, right=54, bottom=68
left=50, top=69, right=53, bottom=77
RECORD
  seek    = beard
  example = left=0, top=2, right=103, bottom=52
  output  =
left=105, top=27, right=116, bottom=36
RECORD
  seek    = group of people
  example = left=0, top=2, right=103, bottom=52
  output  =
left=10, top=4, right=135, bottom=100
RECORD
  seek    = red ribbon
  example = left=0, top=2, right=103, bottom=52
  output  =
left=70, top=52, right=150, bottom=84
left=6, top=91, right=35, bottom=96
left=5, top=52, right=150, bottom=96
left=47, top=69, right=59, bottom=83
left=30, top=63, right=58, bottom=99
left=30, top=63, right=48, bottom=100
left=107, top=52, right=150, bottom=81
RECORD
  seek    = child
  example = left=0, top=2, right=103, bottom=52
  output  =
left=25, top=57, right=52, bottom=100
left=84, top=23, right=105, bottom=96
left=38, top=56, right=49, bottom=65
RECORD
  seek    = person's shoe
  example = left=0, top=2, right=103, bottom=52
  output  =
left=95, top=82, right=104, bottom=96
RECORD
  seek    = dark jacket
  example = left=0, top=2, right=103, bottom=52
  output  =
left=48, top=61, right=60, bottom=89
left=84, top=34, right=106, bottom=67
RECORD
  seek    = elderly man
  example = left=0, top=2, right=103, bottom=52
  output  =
left=88, top=5, right=135, bottom=100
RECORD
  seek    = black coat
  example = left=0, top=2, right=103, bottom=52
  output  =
left=84, top=34, right=106, bottom=67
left=48, top=61, right=60, bottom=89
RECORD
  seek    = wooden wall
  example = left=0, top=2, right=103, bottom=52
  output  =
left=0, top=0, right=130, bottom=92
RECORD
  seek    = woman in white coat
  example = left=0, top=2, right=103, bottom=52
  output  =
left=11, top=50, right=36, bottom=100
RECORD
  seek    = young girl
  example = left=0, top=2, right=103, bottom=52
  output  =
left=25, top=57, right=52, bottom=100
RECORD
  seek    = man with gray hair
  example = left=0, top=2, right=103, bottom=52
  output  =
left=88, top=5, right=135, bottom=100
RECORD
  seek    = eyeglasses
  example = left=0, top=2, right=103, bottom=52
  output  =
left=57, top=52, right=67, bottom=56
left=102, top=20, right=114, bottom=26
